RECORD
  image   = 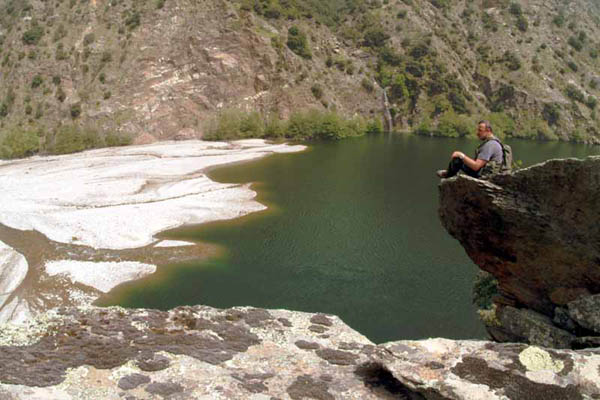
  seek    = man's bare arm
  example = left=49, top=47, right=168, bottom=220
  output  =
left=451, top=151, right=487, bottom=172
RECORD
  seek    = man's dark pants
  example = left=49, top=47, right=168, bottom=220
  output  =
left=445, top=157, right=480, bottom=178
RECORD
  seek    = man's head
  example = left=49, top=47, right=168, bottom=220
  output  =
left=477, top=120, right=493, bottom=140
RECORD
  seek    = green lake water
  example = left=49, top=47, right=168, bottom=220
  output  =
left=101, top=134, right=597, bottom=344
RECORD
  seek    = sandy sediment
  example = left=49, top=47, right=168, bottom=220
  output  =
left=0, top=139, right=306, bottom=323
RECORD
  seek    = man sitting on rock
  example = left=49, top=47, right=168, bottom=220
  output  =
left=437, top=120, right=504, bottom=179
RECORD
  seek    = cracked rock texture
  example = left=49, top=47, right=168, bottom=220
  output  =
left=439, top=157, right=600, bottom=349
left=0, top=305, right=599, bottom=399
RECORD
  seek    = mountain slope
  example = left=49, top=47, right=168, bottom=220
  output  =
left=0, top=0, right=599, bottom=148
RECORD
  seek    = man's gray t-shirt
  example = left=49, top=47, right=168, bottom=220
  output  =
left=476, top=139, right=503, bottom=164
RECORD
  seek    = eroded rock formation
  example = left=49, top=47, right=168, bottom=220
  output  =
left=0, top=305, right=598, bottom=399
left=439, top=157, right=600, bottom=349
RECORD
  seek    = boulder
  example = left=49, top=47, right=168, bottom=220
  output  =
left=568, top=293, right=600, bottom=334
left=439, top=157, right=600, bottom=348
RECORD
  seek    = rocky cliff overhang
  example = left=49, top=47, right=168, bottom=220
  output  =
left=0, top=305, right=598, bottom=399
left=439, top=157, right=600, bottom=349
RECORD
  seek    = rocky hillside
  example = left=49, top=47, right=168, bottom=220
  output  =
left=0, top=0, right=599, bottom=149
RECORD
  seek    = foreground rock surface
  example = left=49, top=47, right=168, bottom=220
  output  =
left=439, top=157, right=600, bottom=348
left=0, top=305, right=598, bottom=399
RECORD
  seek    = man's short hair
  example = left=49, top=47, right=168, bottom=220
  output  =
left=478, top=120, right=493, bottom=133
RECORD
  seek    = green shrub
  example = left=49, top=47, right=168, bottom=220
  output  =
left=0, top=128, right=40, bottom=158
left=472, top=271, right=498, bottom=309
left=204, top=108, right=263, bottom=140
left=516, top=15, right=528, bottom=32
left=361, top=77, right=374, bottom=92
left=553, top=13, right=565, bottom=27
left=409, top=43, right=429, bottom=59
left=448, top=90, right=468, bottom=114
left=430, top=0, right=448, bottom=9
left=56, top=87, right=66, bottom=102
left=412, top=116, right=433, bottom=136
left=25, top=104, right=32, bottom=115
left=311, top=84, right=323, bottom=99
left=396, top=9, right=407, bottom=18
left=486, top=112, right=515, bottom=138
left=568, top=36, right=583, bottom=51
left=101, top=51, right=112, bottom=63
left=565, top=84, right=585, bottom=102
left=435, top=110, right=472, bottom=137
left=362, top=27, right=389, bottom=48
left=156, top=0, right=165, bottom=9
left=49, top=125, right=101, bottom=155
left=567, top=60, right=578, bottom=72
left=70, top=103, right=82, bottom=118
left=366, top=118, right=383, bottom=134
left=518, top=118, right=557, bottom=140
left=509, top=2, right=522, bottom=16
left=264, top=116, right=285, bottom=138
left=378, top=46, right=402, bottom=66
left=99, top=72, right=106, bottom=83
left=204, top=108, right=373, bottom=141
left=481, top=12, right=498, bottom=32
left=83, top=33, right=95, bottom=46
left=542, top=103, right=560, bottom=125
left=286, top=26, right=312, bottom=59
left=125, top=11, right=141, bottom=30
left=502, top=50, right=521, bottom=71
left=56, top=43, right=68, bottom=60
left=389, top=73, right=409, bottom=102
left=405, top=61, right=424, bottom=77
left=103, top=91, right=112, bottom=100
left=31, top=75, right=43, bottom=88
left=586, top=96, right=597, bottom=109
left=34, top=103, right=43, bottom=119
left=22, top=25, right=44, bottom=45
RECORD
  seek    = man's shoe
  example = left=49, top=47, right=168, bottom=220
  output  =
left=436, top=170, right=447, bottom=178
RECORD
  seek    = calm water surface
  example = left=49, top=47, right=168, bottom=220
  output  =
left=101, top=135, right=597, bottom=343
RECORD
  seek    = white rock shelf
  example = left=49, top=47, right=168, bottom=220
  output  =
left=0, top=139, right=306, bottom=250
left=45, top=260, right=157, bottom=293
left=0, top=139, right=306, bottom=322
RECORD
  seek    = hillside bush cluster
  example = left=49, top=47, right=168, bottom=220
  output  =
left=0, top=125, right=132, bottom=159
left=239, top=0, right=372, bottom=28
left=286, top=26, right=312, bottom=59
left=413, top=111, right=521, bottom=139
left=204, top=109, right=383, bottom=141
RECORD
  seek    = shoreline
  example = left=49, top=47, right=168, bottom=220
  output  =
left=0, top=139, right=306, bottom=324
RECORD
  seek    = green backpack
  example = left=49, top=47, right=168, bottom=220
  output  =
left=478, top=138, right=514, bottom=175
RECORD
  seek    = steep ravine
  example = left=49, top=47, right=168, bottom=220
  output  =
left=0, top=156, right=599, bottom=399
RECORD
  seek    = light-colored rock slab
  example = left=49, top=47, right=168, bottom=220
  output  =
left=0, top=306, right=599, bottom=399
left=0, top=140, right=305, bottom=250
left=45, top=260, right=157, bottom=293
left=0, top=295, right=31, bottom=325
left=153, top=240, right=196, bottom=248
left=0, top=241, right=28, bottom=310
